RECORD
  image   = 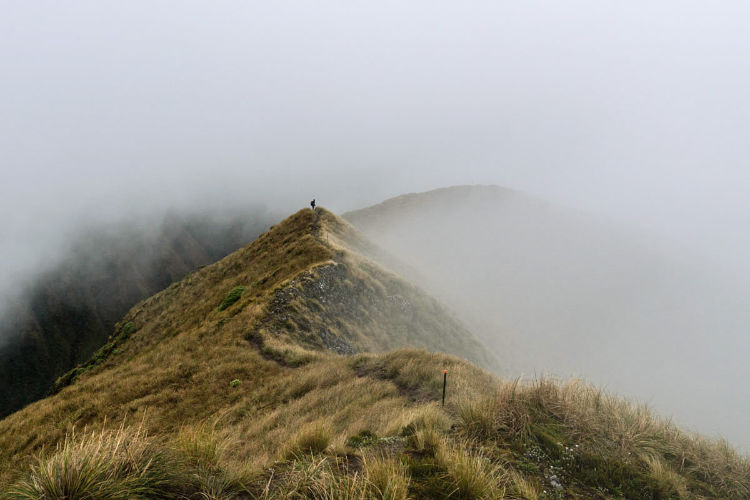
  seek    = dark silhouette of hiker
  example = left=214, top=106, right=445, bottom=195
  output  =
left=310, top=199, right=316, bottom=210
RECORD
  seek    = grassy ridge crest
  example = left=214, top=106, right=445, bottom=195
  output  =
left=1, top=207, right=748, bottom=498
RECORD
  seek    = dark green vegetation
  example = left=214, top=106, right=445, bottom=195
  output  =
left=51, top=321, right=137, bottom=393
left=0, top=208, right=279, bottom=417
left=218, top=286, right=247, bottom=311
left=1, top=208, right=747, bottom=498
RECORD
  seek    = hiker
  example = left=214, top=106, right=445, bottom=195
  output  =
left=310, top=199, right=316, bottom=210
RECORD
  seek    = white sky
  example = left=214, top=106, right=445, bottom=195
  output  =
left=2, top=1, right=750, bottom=390
left=3, top=2, right=749, bottom=228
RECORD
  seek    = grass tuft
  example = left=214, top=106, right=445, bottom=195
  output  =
left=645, top=454, right=688, bottom=499
left=5, top=422, right=179, bottom=500
left=171, top=423, right=228, bottom=471
left=284, top=423, right=333, bottom=460
left=364, top=455, right=410, bottom=500
left=457, top=395, right=499, bottom=440
left=437, top=442, right=504, bottom=499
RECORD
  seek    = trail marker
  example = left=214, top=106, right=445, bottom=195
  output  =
left=442, top=369, right=448, bottom=406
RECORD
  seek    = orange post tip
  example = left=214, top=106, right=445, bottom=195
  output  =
left=443, top=370, right=448, bottom=374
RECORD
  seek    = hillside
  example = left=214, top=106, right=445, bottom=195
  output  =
left=0, top=208, right=279, bottom=418
left=344, top=185, right=750, bottom=450
left=1, top=208, right=747, bottom=499
left=343, top=185, right=678, bottom=370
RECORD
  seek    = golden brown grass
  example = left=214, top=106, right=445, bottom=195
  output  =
left=452, top=377, right=750, bottom=498
left=1, top=208, right=749, bottom=498
left=362, top=456, right=410, bottom=500
left=284, top=422, right=333, bottom=459
left=4, top=422, right=180, bottom=499
left=436, top=441, right=505, bottom=499
left=0, top=208, right=486, bottom=481
left=4, top=357, right=750, bottom=498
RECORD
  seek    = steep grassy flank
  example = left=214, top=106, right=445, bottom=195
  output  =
left=3, top=350, right=749, bottom=498
left=0, top=208, right=277, bottom=418
left=0, top=208, right=493, bottom=483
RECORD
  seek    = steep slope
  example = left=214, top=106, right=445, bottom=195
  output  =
left=0, top=208, right=492, bottom=476
left=344, top=185, right=750, bottom=450
left=0, top=208, right=279, bottom=418
left=1, top=208, right=748, bottom=499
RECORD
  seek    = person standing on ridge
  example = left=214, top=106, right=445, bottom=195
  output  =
left=310, top=199, right=316, bottom=210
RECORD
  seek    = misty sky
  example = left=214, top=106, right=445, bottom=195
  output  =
left=2, top=1, right=750, bottom=441
left=3, top=2, right=750, bottom=246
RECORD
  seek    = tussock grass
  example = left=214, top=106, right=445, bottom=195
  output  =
left=252, top=455, right=410, bottom=500
left=457, top=395, right=500, bottom=440
left=455, top=376, right=750, bottom=498
left=645, top=454, right=688, bottom=499
left=274, top=457, right=367, bottom=499
left=505, top=470, right=541, bottom=499
left=172, top=423, right=228, bottom=470
left=3, top=421, right=256, bottom=499
left=363, top=456, right=410, bottom=500
left=401, top=403, right=451, bottom=457
left=436, top=442, right=504, bottom=499
left=405, top=427, right=442, bottom=458
left=2, top=208, right=749, bottom=498
left=190, top=465, right=253, bottom=500
left=284, top=422, right=333, bottom=459
left=4, top=422, right=179, bottom=500
left=6, top=361, right=750, bottom=498
left=259, top=334, right=319, bottom=367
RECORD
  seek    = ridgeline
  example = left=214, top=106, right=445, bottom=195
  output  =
left=0, top=208, right=747, bottom=499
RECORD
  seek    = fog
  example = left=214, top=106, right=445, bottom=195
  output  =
left=346, top=185, right=750, bottom=451
left=2, top=2, right=750, bottom=446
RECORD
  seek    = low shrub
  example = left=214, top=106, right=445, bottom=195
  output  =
left=346, top=430, right=378, bottom=448
left=121, top=321, right=136, bottom=337
left=218, top=287, right=246, bottom=311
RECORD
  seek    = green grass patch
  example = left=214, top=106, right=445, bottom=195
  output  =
left=346, top=430, right=378, bottom=448
left=217, top=286, right=246, bottom=311
left=405, top=457, right=455, bottom=499
left=573, top=453, right=657, bottom=498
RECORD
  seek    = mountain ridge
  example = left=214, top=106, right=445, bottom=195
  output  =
left=1, top=206, right=748, bottom=499
left=0, top=207, right=495, bottom=481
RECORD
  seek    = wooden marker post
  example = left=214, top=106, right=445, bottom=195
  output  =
left=442, top=369, right=448, bottom=406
